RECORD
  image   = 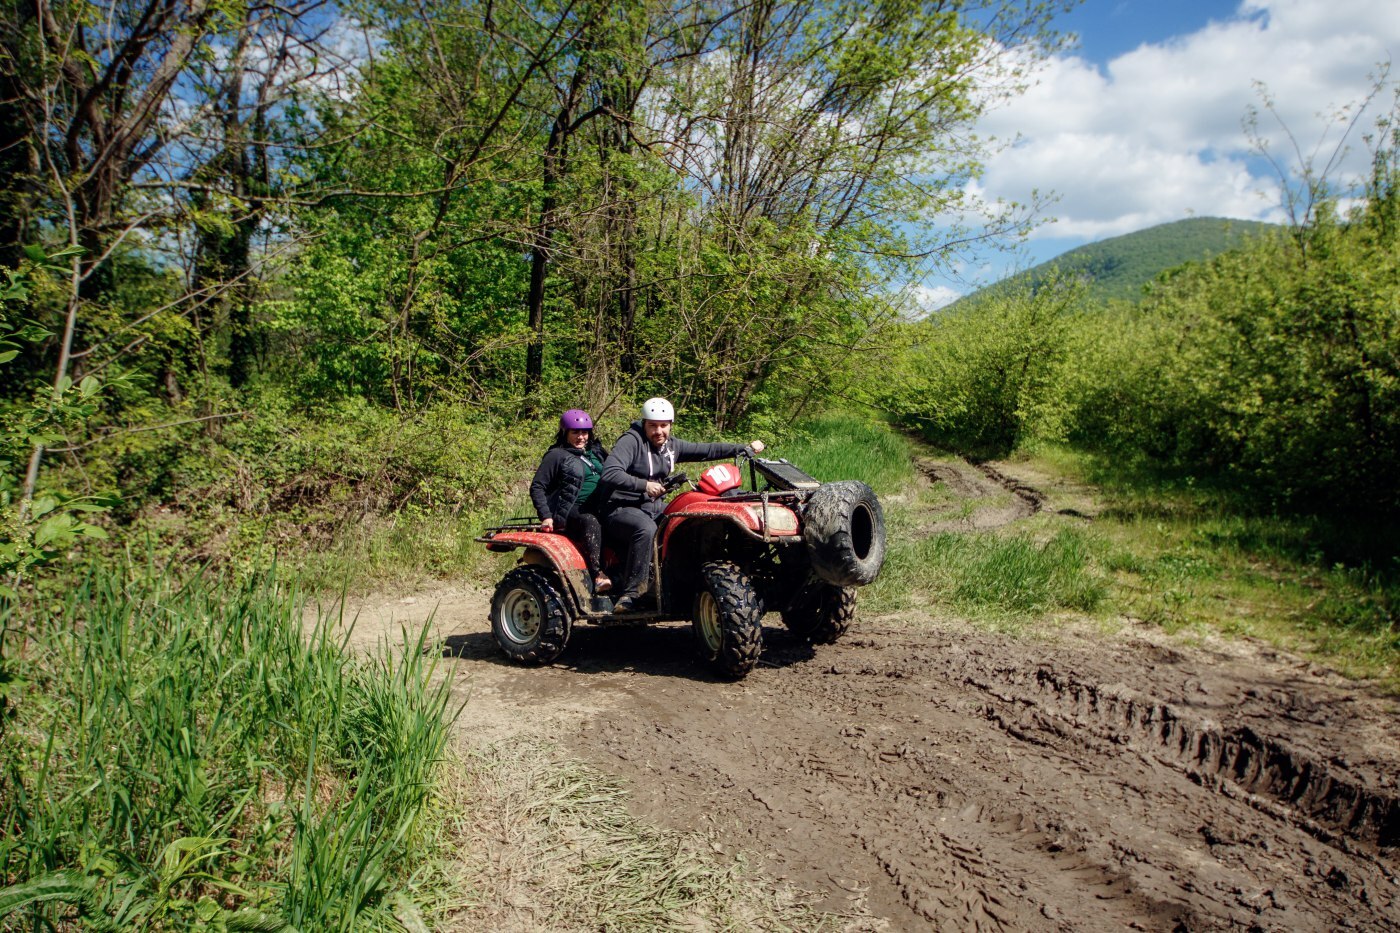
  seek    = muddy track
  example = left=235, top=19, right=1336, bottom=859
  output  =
left=994, top=667, right=1400, bottom=850
left=916, top=459, right=1040, bottom=531
left=325, top=458, right=1400, bottom=930
left=321, top=588, right=1400, bottom=930
left=972, top=460, right=1049, bottom=515
left=918, top=457, right=1096, bottom=529
left=566, top=624, right=1399, bottom=931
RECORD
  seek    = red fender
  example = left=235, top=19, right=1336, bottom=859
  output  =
left=660, top=497, right=799, bottom=551
left=479, top=530, right=592, bottom=609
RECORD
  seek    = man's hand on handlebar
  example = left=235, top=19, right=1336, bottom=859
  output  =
left=540, top=518, right=555, bottom=532
left=648, top=473, right=689, bottom=499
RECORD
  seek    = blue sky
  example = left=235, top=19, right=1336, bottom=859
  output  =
left=911, top=0, right=1400, bottom=309
left=1057, top=1, right=1244, bottom=63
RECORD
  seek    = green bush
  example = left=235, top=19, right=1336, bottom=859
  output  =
left=879, top=277, right=1084, bottom=457
left=1066, top=176, right=1400, bottom=520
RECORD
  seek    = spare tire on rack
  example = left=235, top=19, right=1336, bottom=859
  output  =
left=802, top=481, right=886, bottom=587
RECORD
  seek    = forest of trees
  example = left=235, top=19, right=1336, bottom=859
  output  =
left=0, top=0, right=1069, bottom=576
left=0, top=0, right=1396, bottom=573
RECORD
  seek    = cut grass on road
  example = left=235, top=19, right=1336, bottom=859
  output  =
left=436, top=738, right=858, bottom=931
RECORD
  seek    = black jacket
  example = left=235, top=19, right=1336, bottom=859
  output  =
left=601, top=421, right=748, bottom=518
left=530, top=439, right=608, bottom=526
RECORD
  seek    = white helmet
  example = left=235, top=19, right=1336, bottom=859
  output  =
left=640, top=397, right=674, bottom=422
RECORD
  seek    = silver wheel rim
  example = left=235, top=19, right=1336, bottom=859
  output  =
left=500, top=588, right=543, bottom=645
left=696, top=590, right=723, bottom=654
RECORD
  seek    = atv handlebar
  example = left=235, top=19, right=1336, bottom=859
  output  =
left=662, top=471, right=689, bottom=493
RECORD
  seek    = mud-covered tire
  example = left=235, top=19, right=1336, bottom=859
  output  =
left=781, top=583, right=856, bottom=645
left=490, top=565, right=572, bottom=664
left=803, top=481, right=886, bottom=587
left=691, top=560, right=763, bottom=679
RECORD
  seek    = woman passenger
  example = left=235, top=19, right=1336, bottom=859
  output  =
left=530, top=409, right=611, bottom=594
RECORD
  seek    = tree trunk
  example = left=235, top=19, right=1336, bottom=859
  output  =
left=525, top=127, right=566, bottom=400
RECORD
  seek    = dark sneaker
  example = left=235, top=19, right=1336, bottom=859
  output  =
left=612, top=593, right=642, bottom=614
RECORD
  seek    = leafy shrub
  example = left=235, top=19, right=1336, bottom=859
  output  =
left=880, top=277, right=1084, bottom=457
left=1066, top=176, right=1400, bottom=520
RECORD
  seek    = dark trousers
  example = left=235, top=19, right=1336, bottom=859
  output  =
left=603, top=506, right=658, bottom=598
left=561, top=508, right=604, bottom=579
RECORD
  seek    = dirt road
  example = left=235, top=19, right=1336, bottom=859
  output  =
left=318, top=463, right=1400, bottom=931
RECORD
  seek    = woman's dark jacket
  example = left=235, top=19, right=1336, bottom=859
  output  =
left=530, top=439, right=608, bottom=527
left=601, top=421, right=747, bottom=519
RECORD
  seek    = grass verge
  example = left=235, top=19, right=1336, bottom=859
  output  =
left=794, top=418, right=1397, bottom=688
left=0, top=559, right=458, bottom=930
left=1020, top=444, right=1400, bottom=688
left=869, top=528, right=1107, bottom=623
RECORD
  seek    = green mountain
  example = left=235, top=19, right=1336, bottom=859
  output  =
left=964, top=216, right=1279, bottom=307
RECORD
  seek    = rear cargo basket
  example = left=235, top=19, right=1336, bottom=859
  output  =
left=754, top=458, right=821, bottom=490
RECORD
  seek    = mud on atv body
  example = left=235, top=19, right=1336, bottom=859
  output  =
left=477, top=455, right=886, bottom=678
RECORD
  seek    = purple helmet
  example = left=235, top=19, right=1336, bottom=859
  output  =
left=560, top=408, right=593, bottom=431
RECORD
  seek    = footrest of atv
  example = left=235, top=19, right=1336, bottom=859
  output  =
left=591, top=615, right=655, bottom=627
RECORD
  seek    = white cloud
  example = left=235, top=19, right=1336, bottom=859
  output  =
left=972, top=0, right=1400, bottom=241
left=902, top=284, right=963, bottom=316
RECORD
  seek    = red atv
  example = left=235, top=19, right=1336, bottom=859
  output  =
left=477, top=453, right=886, bottom=678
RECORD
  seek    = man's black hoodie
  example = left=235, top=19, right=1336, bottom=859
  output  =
left=601, top=420, right=747, bottom=518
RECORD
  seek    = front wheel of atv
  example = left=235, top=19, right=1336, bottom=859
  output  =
left=781, top=583, right=856, bottom=645
left=491, top=565, right=572, bottom=664
left=692, top=560, right=763, bottom=679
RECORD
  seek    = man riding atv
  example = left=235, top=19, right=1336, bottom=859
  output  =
left=477, top=402, right=885, bottom=677
left=601, top=397, right=764, bottom=612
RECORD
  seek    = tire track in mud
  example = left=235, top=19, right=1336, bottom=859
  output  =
left=916, top=460, right=1037, bottom=532
left=796, top=644, right=1247, bottom=929
left=916, top=458, right=1050, bottom=532
left=972, top=460, right=1049, bottom=515
left=971, top=666, right=1400, bottom=852
left=567, top=626, right=1400, bottom=931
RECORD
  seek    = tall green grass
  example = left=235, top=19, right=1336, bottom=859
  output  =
left=775, top=412, right=916, bottom=495
left=870, top=528, right=1108, bottom=619
left=0, top=561, right=454, bottom=930
left=1021, top=446, right=1399, bottom=684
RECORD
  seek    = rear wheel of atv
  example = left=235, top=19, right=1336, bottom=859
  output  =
left=692, top=561, right=763, bottom=679
left=781, top=583, right=856, bottom=644
left=491, top=565, right=572, bottom=664
left=803, top=481, right=886, bottom=587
